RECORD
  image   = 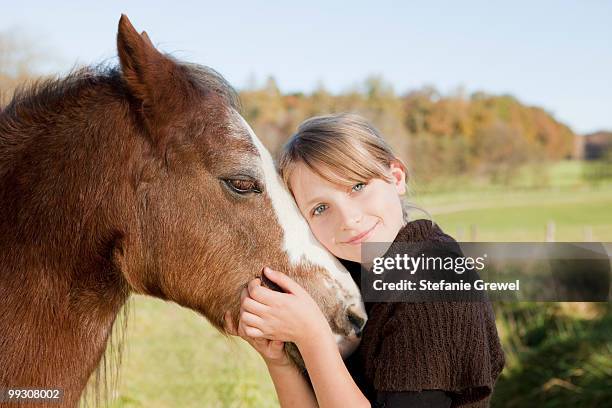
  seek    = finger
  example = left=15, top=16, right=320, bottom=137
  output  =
left=236, top=318, right=248, bottom=338
left=241, top=296, right=271, bottom=316
left=240, top=286, right=249, bottom=303
left=248, top=281, right=284, bottom=306
left=243, top=325, right=265, bottom=338
left=240, top=311, right=266, bottom=329
left=247, top=278, right=262, bottom=295
left=223, top=311, right=238, bottom=336
left=270, top=340, right=284, bottom=349
left=267, top=340, right=285, bottom=356
left=248, top=278, right=279, bottom=305
left=263, top=267, right=304, bottom=295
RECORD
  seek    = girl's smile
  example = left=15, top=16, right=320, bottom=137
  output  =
left=343, top=220, right=380, bottom=245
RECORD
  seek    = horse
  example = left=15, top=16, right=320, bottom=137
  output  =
left=0, top=15, right=366, bottom=407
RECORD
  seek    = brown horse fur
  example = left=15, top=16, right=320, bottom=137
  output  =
left=0, top=15, right=366, bottom=407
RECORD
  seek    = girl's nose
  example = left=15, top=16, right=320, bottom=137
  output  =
left=338, top=204, right=363, bottom=230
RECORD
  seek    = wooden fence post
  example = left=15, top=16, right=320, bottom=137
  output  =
left=546, top=221, right=556, bottom=242
left=584, top=225, right=593, bottom=242
left=470, top=224, right=478, bottom=242
left=456, top=226, right=465, bottom=241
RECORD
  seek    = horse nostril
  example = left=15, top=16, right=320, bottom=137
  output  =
left=347, top=308, right=366, bottom=338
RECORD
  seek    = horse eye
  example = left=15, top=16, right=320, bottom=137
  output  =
left=224, top=178, right=262, bottom=195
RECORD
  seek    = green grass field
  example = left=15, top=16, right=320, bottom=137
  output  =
left=98, top=161, right=611, bottom=408
left=415, top=187, right=612, bottom=242
left=102, top=297, right=278, bottom=408
left=411, top=160, right=612, bottom=242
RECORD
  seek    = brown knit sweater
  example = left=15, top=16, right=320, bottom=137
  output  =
left=343, top=219, right=505, bottom=407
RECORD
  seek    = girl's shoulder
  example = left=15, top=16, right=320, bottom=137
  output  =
left=397, top=219, right=456, bottom=244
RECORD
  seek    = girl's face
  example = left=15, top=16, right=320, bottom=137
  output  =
left=289, top=161, right=406, bottom=262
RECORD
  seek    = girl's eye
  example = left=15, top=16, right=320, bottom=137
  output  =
left=352, top=182, right=366, bottom=192
left=312, top=204, right=328, bottom=216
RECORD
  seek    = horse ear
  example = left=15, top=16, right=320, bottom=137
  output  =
left=140, top=31, right=154, bottom=48
left=117, top=15, right=165, bottom=104
left=117, top=15, right=188, bottom=143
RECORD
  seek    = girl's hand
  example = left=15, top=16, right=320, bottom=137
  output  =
left=239, top=267, right=333, bottom=348
left=224, top=287, right=290, bottom=367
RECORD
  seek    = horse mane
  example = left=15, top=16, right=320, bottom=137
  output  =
left=2, top=65, right=121, bottom=118
left=0, top=65, right=124, bottom=175
left=79, top=299, right=130, bottom=408
left=1, top=60, right=240, bottom=130
left=179, top=62, right=241, bottom=111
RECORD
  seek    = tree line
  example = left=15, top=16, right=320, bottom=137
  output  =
left=240, top=76, right=576, bottom=185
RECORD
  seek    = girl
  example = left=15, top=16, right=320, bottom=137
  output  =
left=224, top=113, right=505, bottom=408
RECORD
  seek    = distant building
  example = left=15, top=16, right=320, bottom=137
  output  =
left=574, top=131, right=612, bottom=160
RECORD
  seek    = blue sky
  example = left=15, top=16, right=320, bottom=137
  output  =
left=2, top=0, right=611, bottom=133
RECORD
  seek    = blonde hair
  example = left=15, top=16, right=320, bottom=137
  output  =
left=277, top=113, right=432, bottom=223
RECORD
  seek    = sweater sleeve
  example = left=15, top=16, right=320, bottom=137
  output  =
left=372, top=302, right=501, bottom=406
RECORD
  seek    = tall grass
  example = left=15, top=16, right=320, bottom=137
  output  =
left=492, top=303, right=611, bottom=407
